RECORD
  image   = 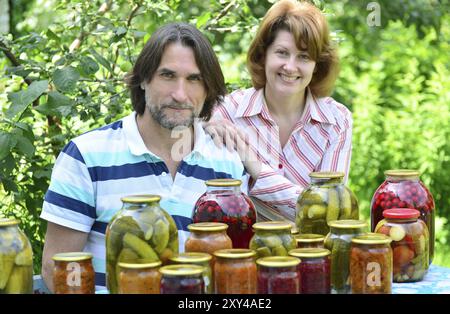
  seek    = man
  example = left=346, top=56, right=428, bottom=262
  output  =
left=40, top=23, right=253, bottom=292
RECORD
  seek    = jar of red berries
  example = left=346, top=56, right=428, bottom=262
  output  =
left=370, top=170, right=435, bottom=263
left=192, top=179, right=257, bottom=248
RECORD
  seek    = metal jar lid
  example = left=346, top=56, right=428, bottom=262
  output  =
left=120, top=194, right=161, bottom=204
left=256, top=256, right=301, bottom=267
left=288, top=248, right=331, bottom=258
left=205, top=179, right=242, bottom=187
left=159, top=264, right=205, bottom=276
left=213, top=249, right=256, bottom=259
left=252, top=221, right=292, bottom=231
left=52, top=252, right=93, bottom=262
left=170, top=252, right=212, bottom=264
left=188, top=222, right=228, bottom=232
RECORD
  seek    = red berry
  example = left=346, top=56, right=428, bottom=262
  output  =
left=386, top=201, right=392, bottom=208
left=380, top=201, right=386, bottom=208
left=398, top=201, right=406, bottom=207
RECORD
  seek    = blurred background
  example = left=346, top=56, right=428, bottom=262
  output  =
left=0, top=0, right=449, bottom=274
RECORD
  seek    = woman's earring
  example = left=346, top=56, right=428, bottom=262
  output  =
left=140, top=83, right=145, bottom=90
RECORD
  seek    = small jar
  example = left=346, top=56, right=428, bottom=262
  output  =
left=295, top=234, right=325, bottom=249
left=214, top=249, right=257, bottom=294
left=256, top=256, right=301, bottom=294
left=185, top=222, right=232, bottom=259
left=375, top=208, right=429, bottom=282
left=289, top=248, right=331, bottom=294
left=325, top=219, right=368, bottom=294
left=118, top=261, right=161, bottom=294
left=249, top=221, right=296, bottom=258
left=159, top=264, right=204, bottom=294
left=170, top=252, right=213, bottom=294
left=350, top=233, right=393, bottom=294
left=52, top=252, right=95, bottom=294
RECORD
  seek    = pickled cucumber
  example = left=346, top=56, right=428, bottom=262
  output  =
left=167, top=237, right=179, bottom=253
left=261, top=235, right=283, bottom=248
left=326, top=189, right=340, bottom=222
left=161, top=210, right=178, bottom=238
left=307, top=205, right=327, bottom=219
left=331, top=239, right=351, bottom=293
left=14, top=246, right=33, bottom=266
left=138, top=209, right=161, bottom=225
left=117, top=248, right=139, bottom=263
left=256, top=247, right=272, bottom=257
left=272, top=245, right=288, bottom=256
left=339, top=187, right=352, bottom=219
left=0, top=252, right=16, bottom=289
left=3, top=266, right=33, bottom=294
left=300, top=219, right=313, bottom=234
left=123, top=233, right=159, bottom=261
left=144, top=225, right=154, bottom=241
left=152, top=219, right=170, bottom=254
left=300, top=190, right=327, bottom=205
left=312, top=219, right=328, bottom=235
left=110, top=216, right=144, bottom=239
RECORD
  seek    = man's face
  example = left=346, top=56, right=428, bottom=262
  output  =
left=141, top=42, right=207, bottom=130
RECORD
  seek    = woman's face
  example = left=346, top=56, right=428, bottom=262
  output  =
left=264, top=30, right=316, bottom=98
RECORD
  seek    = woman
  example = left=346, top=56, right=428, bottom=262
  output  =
left=205, top=0, right=352, bottom=223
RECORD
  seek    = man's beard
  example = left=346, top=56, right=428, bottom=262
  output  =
left=147, top=102, right=196, bottom=130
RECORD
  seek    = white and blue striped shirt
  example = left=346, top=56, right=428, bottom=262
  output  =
left=41, top=112, right=248, bottom=289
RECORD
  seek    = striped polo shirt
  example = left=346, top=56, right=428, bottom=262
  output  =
left=41, top=111, right=248, bottom=289
left=212, top=87, right=353, bottom=222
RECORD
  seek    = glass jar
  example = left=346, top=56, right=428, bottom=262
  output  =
left=105, top=195, right=179, bottom=294
left=350, top=233, right=393, bottom=294
left=296, top=172, right=359, bottom=236
left=256, top=256, right=301, bottom=294
left=325, top=220, right=368, bottom=294
left=295, top=234, right=325, bottom=249
left=192, top=179, right=257, bottom=248
left=375, top=208, right=429, bottom=282
left=52, top=252, right=95, bottom=294
left=213, top=249, right=257, bottom=294
left=185, top=222, right=232, bottom=258
left=159, top=264, right=204, bottom=294
left=117, top=261, right=161, bottom=294
left=0, top=218, right=33, bottom=294
left=249, top=221, right=296, bottom=258
left=170, top=252, right=213, bottom=294
left=370, top=169, right=435, bottom=263
left=289, top=248, right=331, bottom=294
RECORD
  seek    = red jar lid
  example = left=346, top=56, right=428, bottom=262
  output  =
left=382, top=208, right=420, bottom=219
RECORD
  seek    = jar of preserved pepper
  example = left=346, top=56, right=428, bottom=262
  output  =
left=213, top=249, right=257, bottom=294
left=0, top=218, right=33, bottom=294
left=117, top=261, right=161, bottom=294
left=105, top=195, right=179, bottom=294
left=170, top=252, right=212, bottom=294
left=52, top=252, right=95, bottom=294
left=325, top=220, right=367, bottom=294
left=370, top=169, right=435, bottom=263
left=295, top=234, right=325, bottom=249
left=296, top=172, right=359, bottom=236
left=375, top=208, right=429, bottom=282
left=192, top=179, right=257, bottom=248
left=256, top=256, right=301, bottom=294
left=289, top=248, right=331, bottom=294
left=159, top=264, right=205, bottom=294
left=350, top=233, right=393, bottom=294
left=249, top=221, right=296, bottom=258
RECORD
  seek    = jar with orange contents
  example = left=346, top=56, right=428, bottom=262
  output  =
left=117, top=261, right=161, bottom=294
left=52, top=252, right=95, bottom=294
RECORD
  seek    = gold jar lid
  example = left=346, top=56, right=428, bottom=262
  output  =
left=252, top=221, right=292, bottom=231
left=291, top=227, right=299, bottom=235
left=384, top=169, right=420, bottom=178
left=205, top=179, right=242, bottom=187
left=328, top=219, right=368, bottom=229
left=170, top=252, right=212, bottom=264
left=256, top=256, right=301, bottom=268
left=118, top=261, right=162, bottom=269
left=295, top=233, right=325, bottom=243
left=188, top=222, right=228, bottom=232
left=120, top=194, right=161, bottom=203
left=289, top=248, right=331, bottom=258
left=0, top=218, right=19, bottom=227
left=352, top=233, right=392, bottom=245
left=309, top=172, right=345, bottom=179
left=213, top=249, right=256, bottom=259
left=159, top=264, right=204, bottom=276
left=52, top=252, right=93, bottom=262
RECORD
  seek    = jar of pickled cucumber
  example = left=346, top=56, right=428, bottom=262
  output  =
left=295, top=234, right=325, bottom=249
left=256, top=256, right=301, bottom=294
left=105, top=195, right=178, bottom=294
left=289, top=248, right=331, bottom=294
left=118, top=261, right=161, bottom=294
left=52, top=252, right=95, bottom=294
left=375, top=208, right=429, bottom=282
left=370, top=170, right=435, bottom=263
left=170, top=252, right=212, bottom=294
left=296, top=172, right=359, bottom=236
left=0, top=218, right=33, bottom=294
left=192, top=179, right=257, bottom=248
left=325, top=220, right=367, bottom=294
left=350, top=233, right=393, bottom=294
left=249, top=221, right=296, bottom=258
left=159, top=264, right=205, bottom=294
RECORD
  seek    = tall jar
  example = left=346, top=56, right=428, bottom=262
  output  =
left=159, top=264, right=204, bottom=294
left=118, top=261, right=161, bottom=294
left=192, top=179, right=257, bottom=248
left=350, top=233, right=393, bottom=294
left=295, top=234, right=325, bottom=249
left=370, top=169, right=435, bottom=263
left=325, top=220, right=368, bottom=294
left=256, top=256, right=301, bottom=294
left=170, top=252, right=213, bottom=294
left=249, top=221, right=296, bottom=258
left=0, top=218, right=33, bottom=294
left=105, top=195, right=179, bottom=294
left=213, top=249, right=257, bottom=294
left=52, top=252, right=95, bottom=294
left=375, top=208, right=429, bottom=282
left=296, top=172, right=359, bottom=236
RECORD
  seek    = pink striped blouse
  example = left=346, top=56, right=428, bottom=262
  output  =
left=211, top=87, right=353, bottom=222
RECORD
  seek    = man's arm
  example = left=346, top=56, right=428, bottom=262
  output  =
left=41, top=222, right=89, bottom=293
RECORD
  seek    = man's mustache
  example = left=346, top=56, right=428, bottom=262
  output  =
left=161, top=103, right=194, bottom=110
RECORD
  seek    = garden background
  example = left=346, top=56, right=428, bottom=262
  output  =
left=1, top=0, right=449, bottom=274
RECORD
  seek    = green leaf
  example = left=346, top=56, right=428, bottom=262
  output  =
left=0, top=132, right=14, bottom=159
left=6, top=80, right=48, bottom=119
left=0, top=154, right=15, bottom=176
left=1, top=178, right=18, bottom=193
left=196, top=12, right=211, bottom=29
left=15, top=136, right=35, bottom=158
left=34, top=169, right=52, bottom=179
left=79, top=56, right=99, bottom=76
left=53, top=67, right=80, bottom=93
left=47, top=91, right=73, bottom=117
left=88, top=48, right=113, bottom=74
left=46, top=29, right=61, bottom=43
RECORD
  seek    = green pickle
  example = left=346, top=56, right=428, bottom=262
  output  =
left=249, top=221, right=295, bottom=258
